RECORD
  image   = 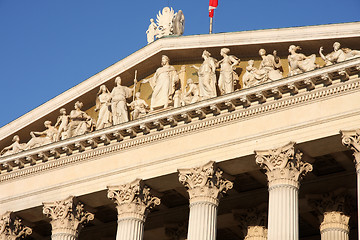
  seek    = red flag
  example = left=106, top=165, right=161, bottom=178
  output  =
left=209, top=0, right=218, bottom=18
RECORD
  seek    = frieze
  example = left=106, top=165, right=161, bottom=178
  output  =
left=0, top=59, right=359, bottom=183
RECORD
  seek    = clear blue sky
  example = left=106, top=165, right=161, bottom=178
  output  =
left=0, top=0, right=359, bottom=127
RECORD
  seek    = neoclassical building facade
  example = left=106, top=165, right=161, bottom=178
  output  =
left=0, top=21, right=360, bottom=240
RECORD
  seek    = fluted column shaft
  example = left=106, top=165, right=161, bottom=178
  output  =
left=267, top=179, right=299, bottom=240
left=187, top=200, right=218, bottom=240
left=320, top=211, right=350, bottom=240
left=178, top=161, right=233, bottom=240
left=107, top=179, right=160, bottom=240
left=255, top=142, right=312, bottom=240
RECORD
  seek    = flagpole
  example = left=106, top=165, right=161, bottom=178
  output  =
left=209, top=17, right=213, bottom=34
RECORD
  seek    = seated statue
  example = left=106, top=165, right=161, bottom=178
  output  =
left=242, top=60, right=259, bottom=88
left=0, top=135, right=25, bottom=156
left=25, top=121, right=57, bottom=150
left=320, top=42, right=360, bottom=66
left=288, top=45, right=318, bottom=76
left=67, top=101, right=94, bottom=138
left=257, top=49, right=283, bottom=82
left=128, top=92, right=149, bottom=120
left=182, top=78, right=200, bottom=105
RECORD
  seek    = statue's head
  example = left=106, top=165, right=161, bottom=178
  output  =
left=115, top=76, right=122, bottom=86
left=74, top=101, right=83, bottom=110
left=100, top=85, right=107, bottom=92
left=44, top=120, right=52, bottom=127
left=161, top=55, right=170, bottom=66
left=150, top=18, right=154, bottom=23
left=59, top=108, right=66, bottom=115
left=202, top=50, right=211, bottom=58
left=258, top=48, right=266, bottom=56
left=248, top=60, right=254, bottom=66
left=220, top=48, right=230, bottom=56
left=12, top=135, right=20, bottom=142
left=135, top=92, right=141, bottom=99
left=288, top=45, right=300, bottom=53
left=187, top=78, right=194, bottom=85
left=333, top=42, right=341, bottom=50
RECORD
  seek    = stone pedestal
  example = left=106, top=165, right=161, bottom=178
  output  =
left=43, top=196, right=94, bottom=240
left=255, top=142, right=312, bottom=240
left=107, top=179, right=160, bottom=240
left=178, top=161, right=233, bottom=240
left=0, top=211, right=32, bottom=240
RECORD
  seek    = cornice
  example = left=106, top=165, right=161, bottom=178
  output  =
left=0, top=58, right=359, bottom=182
left=0, top=22, right=359, bottom=142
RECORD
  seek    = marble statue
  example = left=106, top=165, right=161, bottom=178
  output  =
left=320, top=42, right=360, bottom=66
left=288, top=45, right=318, bottom=76
left=242, top=60, right=259, bottom=88
left=54, top=108, right=69, bottom=141
left=128, top=92, right=149, bottom=120
left=182, top=78, right=200, bottom=105
left=257, top=49, right=283, bottom=81
left=0, top=135, right=25, bottom=156
left=191, top=50, right=217, bottom=100
left=142, top=55, right=179, bottom=111
left=172, top=10, right=185, bottom=36
left=146, top=19, right=158, bottom=44
left=95, top=85, right=112, bottom=130
left=25, top=121, right=57, bottom=150
left=111, top=77, right=135, bottom=125
left=67, top=101, right=94, bottom=138
left=156, top=7, right=175, bottom=38
left=147, top=7, right=185, bottom=42
left=218, top=48, right=240, bottom=95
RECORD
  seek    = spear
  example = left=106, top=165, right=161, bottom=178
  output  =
left=133, top=70, right=138, bottom=102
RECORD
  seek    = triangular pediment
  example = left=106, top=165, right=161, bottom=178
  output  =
left=0, top=21, right=360, bottom=155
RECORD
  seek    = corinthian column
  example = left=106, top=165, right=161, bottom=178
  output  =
left=255, top=142, right=313, bottom=240
left=178, top=161, right=233, bottom=240
left=0, top=211, right=32, bottom=240
left=341, top=129, right=360, bottom=240
left=308, top=190, right=351, bottom=240
left=233, top=205, right=268, bottom=240
left=107, top=179, right=161, bottom=240
left=43, top=196, right=94, bottom=240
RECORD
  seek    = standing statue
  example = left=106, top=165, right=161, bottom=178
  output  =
left=25, top=121, right=58, bottom=150
left=111, top=77, right=136, bottom=125
left=0, top=135, right=25, bottom=156
left=218, top=48, right=240, bottom=95
left=128, top=92, right=149, bottom=120
left=172, top=10, right=185, bottom=36
left=54, top=108, right=69, bottom=141
left=146, top=19, right=158, bottom=44
left=288, top=45, right=318, bottom=76
left=142, top=55, right=179, bottom=111
left=95, top=85, right=112, bottom=130
left=320, top=42, right=360, bottom=66
left=182, top=78, right=200, bottom=105
left=67, top=101, right=94, bottom=138
left=191, top=50, right=217, bottom=100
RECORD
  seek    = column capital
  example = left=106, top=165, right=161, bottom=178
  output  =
left=341, top=129, right=360, bottom=171
left=178, top=161, right=233, bottom=205
left=255, top=142, right=312, bottom=188
left=107, top=179, right=161, bottom=222
left=320, top=211, right=350, bottom=234
left=233, top=205, right=267, bottom=239
left=43, top=196, right=94, bottom=237
left=0, top=211, right=32, bottom=240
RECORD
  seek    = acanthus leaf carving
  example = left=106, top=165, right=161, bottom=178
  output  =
left=107, top=179, right=160, bottom=220
left=255, top=142, right=313, bottom=187
left=0, top=211, right=32, bottom=240
left=340, top=129, right=360, bottom=169
left=42, top=196, right=94, bottom=237
left=178, top=161, right=233, bottom=204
